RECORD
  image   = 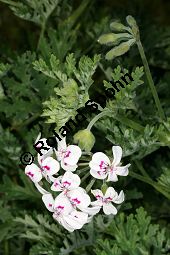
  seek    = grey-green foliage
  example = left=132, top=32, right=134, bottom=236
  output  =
left=0, top=51, right=56, bottom=125
left=33, top=53, right=101, bottom=129
left=104, top=65, right=144, bottom=111
left=0, top=0, right=59, bottom=26
left=95, top=207, right=170, bottom=255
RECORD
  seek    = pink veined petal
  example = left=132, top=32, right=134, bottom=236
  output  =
left=42, top=193, right=55, bottom=212
left=112, top=190, right=125, bottom=204
left=115, top=164, right=130, bottom=176
left=51, top=176, right=63, bottom=191
left=61, top=160, right=78, bottom=172
left=103, top=203, right=117, bottom=215
left=112, top=146, right=122, bottom=166
left=64, top=145, right=82, bottom=165
left=41, top=157, right=60, bottom=176
left=89, top=152, right=111, bottom=172
left=25, top=164, right=42, bottom=183
left=62, top=171, right=81, bottom=190
left=107, top=171, right=118, bottom=182
left=67, top=188, right=91, bottom=208
left=54, top=193, right=74, bottom=216
left=91, top=189, right=103, bottom=199
left=104, top=187, right=117, bottom=201
left=90, top=168, right=107, bottom=180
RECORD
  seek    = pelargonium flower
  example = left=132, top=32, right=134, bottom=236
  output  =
left=55, top=137, right=82, bottom=171
left=42, top=193, right=88, bottom=232
left=51, top=171, right=81, bottom=193
left=25, top=156, right=60, bottom=184
left=51, top=172, right=100, bottom=216
left=89, top=146, right=130, bottom=182
left=91, top=187, right=124, bottom=215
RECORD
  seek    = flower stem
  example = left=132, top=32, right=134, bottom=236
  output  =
left=136, top=40, right=165, bottom=120
left=86, top=111, right=109, bottom=131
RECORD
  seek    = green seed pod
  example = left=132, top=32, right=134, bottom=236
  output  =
left=98, top=33, right=132, bottom=45
left=126, top=15, right=138, bottom=38
left=105, top=38, right=136, bottom=60
left=73, top=129, right=95, bottom=152
left=110, top=21, right=129, bottom=31
left=101, top=183, right=108, bottom=195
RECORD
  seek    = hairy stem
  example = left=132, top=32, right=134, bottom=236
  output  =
left=136, top=40, right=165, bottom=120
left=86, top=111, right=109, bottom=131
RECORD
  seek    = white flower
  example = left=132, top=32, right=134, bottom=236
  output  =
left=89, top=146, right=130, bottom=182
left=42, top=193, right=88, bottom=232
left=91, top=187, right=124, bottom=215
left=55, top=137, right=82, bottom=171
left=51, top=171, right=81, bottom=193
left=25, top=156, right=60, bottom=183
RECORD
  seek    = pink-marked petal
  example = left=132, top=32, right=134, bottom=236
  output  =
left=25, top=164, right=42, bottom=183
left=103, top=203, right=117, bottom=215
left=89, top=152, right=111, bottom=171
left=91, top=189, right=103, bottom=199
left=42, top=194, right=55, bottom=212
left=51, top=176, right=63, bottom=191
left=104, top=187, right=117, bottom=200
left=41, top=157, right=60, bottom=176
left=62, top=171, right=81, bottom=190
left=112, top=190, right=125, bottom=204
left=54, top=194, right=73, bottom=215
left=64, top=145, right=82, bottom=165
left=112, top=146, right=122, bottom=166
left=116, top=164, right=130, bottom=176
left=61, top=160, right=78, bottom=172
left=90, top=168, right=107, bottom=180
left=68, top=188, right=91, bottom=208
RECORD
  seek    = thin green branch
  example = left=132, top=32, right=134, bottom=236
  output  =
left=136, top=40, right=166, bottom=120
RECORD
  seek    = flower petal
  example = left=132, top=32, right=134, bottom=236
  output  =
left=51, top=176, right=63, bottom=191
left=107, top=171, right=118, bottom=182
left=112, top=146, right=122, bottom=166
left=89, top=152, right=111, bottom=171
left=104, top=187, right=117, bottom=200
left=41, top=157, right=60, bottom=176
left=116, top=164, right=130, bottom=176
left=54, top=194, right=73, bottom=216
left=64, top=145, right=82, bottom=165
left=81, top=205, right=101, bottom=215
left=65, top=210, right=88, bottom=230
left=62, top=171, right=81, bottom=190
left=103, top=203, right=117, bottom=215
left=42, top=193, right=55, bottom=212
left=91, top=189, right=103, bottom=199
left=90, top=168, right=107, bottom=180
left=61, top=160, right=78, bottom=172
left=25, top=164, right=42, bottom=183
left=112, top=190, right=125, bottom=204
left=68, top=187, right=91, bottom=208
left=54, top=216, right=75, bottom=232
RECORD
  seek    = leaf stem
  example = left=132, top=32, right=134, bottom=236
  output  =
left=136, top=40, right=165, bottom=120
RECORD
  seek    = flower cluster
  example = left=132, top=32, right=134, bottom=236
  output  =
left=25, top=134, right=130, bottom=232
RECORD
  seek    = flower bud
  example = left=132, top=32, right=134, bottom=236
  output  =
left=73, top=129, right=95, bottom=152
